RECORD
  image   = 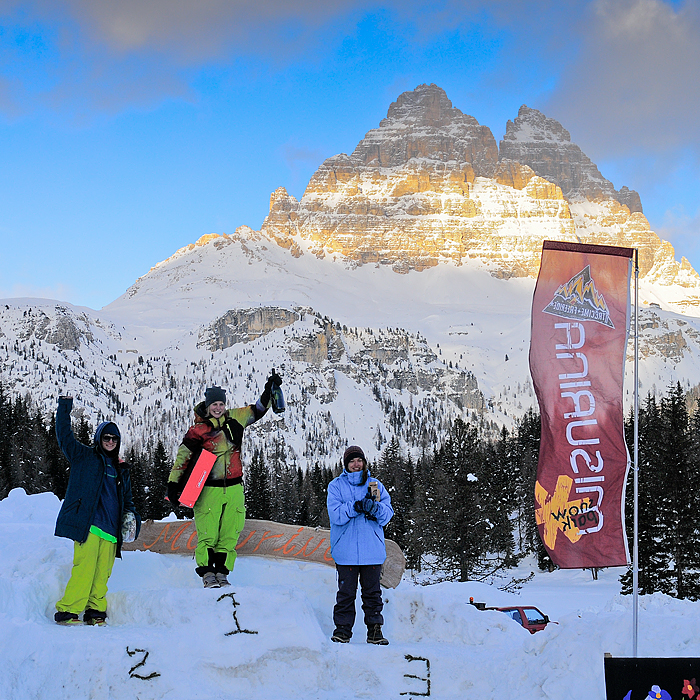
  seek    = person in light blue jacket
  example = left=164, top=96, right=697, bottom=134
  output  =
left=327, top=445, right=393, bottom=645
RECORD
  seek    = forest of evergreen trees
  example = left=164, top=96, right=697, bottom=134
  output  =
left=1, top=380, right=698, bottom=598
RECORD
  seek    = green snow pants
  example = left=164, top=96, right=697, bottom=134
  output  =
left=193, top=484, right=245, bottom=572
left=56, top=532, right=117, bottom=614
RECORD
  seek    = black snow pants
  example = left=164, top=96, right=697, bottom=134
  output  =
left=333, top=564, right=383, bottom=632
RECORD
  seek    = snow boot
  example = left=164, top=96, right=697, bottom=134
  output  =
left=211, top=551, right=230, bottom=587
left=215, top=572, right=230, bottom=587
left=202, top=572, right=220, bottom=588
left=331, top=627, right=352, bottom=643
left=366, top=623, right=389, bottom=645
left=84, top=608, right=107, bottom=626
left=54, top=611, right=81, bottom=626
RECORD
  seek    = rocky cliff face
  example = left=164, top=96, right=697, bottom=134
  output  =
left=9, top=305, right=97, bottom=352
left=197, top=305, right=484, bottom=412
left=198, top=307, right=300, bottom=351
left=499, top=105, right=643, bottom=212
left=259, top=84, right=700, bottom=300
left=347, top=84, right=498, bottom=176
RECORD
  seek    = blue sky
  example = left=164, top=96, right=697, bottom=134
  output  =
left=1, top=0, right=699, bottom=309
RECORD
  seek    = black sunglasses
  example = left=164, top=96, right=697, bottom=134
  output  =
left=102, top=434, right=119, bottom=443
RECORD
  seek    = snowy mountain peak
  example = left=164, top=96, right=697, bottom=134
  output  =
left=500, top=105, right=642, bottom=213
left=503, top=105, right=573, bottom=145
left=383, top=83, right=463, bottom=126
left=340, top=83, right=499, bottom=177
left=258, top=85, right=695, bottom=300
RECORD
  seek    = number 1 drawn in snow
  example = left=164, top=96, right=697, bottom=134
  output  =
left=218, top=592, right=258, bottom=636
left=126, top=647, right=161, bottom=681
left=401, top=654, right=430, bottom=697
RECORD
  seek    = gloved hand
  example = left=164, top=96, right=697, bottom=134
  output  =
left=353, top=500, right=365, bottom=516
left=167, top=481, right=181, bottom=505
left=260, top=370, right=283, bottom=406
left=362, top=497, right=379, bottom=517
left=259, top=373, right=275, bottom=405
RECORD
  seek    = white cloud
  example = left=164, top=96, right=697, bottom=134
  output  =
left=545, top=0, right=700, bottom=158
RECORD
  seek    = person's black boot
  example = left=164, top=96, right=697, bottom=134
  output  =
left=212, top=551, right=230, bottom=586
left=366, top=623, right=389, bottom=645
left=83, top=608, right=107, bottom=626
left=54, top=611, right=80, bottom=625
left=331, top=627, right=352, bottom=643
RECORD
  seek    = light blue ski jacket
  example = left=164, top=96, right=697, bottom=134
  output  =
left=327, top=469, right=393, bottom=566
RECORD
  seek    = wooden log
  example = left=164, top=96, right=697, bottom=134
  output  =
left=123, top=518, right=406, bottom=589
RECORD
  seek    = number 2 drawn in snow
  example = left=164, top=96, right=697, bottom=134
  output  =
left=126, top=647, right=160, bottom=681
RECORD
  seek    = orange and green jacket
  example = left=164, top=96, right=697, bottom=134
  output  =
left=168, top=400, right=268, bottom=487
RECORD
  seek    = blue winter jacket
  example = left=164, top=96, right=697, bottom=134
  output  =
left=327, top=468, right=393, bottom=566
left=54, top=397, right=141, bottom=557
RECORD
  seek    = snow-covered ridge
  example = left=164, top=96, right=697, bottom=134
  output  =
left=4, top=227, right=700, bottom=468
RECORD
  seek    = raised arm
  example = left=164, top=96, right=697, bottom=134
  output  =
left=55, top=396, right=92, bottom=464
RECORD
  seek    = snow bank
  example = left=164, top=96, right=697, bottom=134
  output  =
left=1, top=489, right=698, bottom=699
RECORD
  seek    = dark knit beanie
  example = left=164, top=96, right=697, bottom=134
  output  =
left=343, top=445, right=366, bottom=469
left=204, top=386, right=226, bottom=407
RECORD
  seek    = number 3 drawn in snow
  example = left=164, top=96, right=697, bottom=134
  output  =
left=126, top=647, right=161, bottom=680
left=401, top=654, right=430, bottom=697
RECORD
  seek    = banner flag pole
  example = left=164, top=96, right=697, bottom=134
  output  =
left=632, top=248, right=640, bottom=657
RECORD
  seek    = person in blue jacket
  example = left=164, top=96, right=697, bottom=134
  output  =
left=327, top=445, right=393, bottom=645
left=53, top=396, right=141, bottom=625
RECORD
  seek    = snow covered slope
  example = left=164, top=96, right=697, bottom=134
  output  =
left=2, top=489, right=698, bottom=700
left=3, top=224, right=700, bottom=465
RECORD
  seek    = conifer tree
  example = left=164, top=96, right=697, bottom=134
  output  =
left=512, top=408, right=551, bottom=568
left=245, top=448, right=272, bottom=520
left=375, top=437, right=415, bottom=554
left=269, top=455, right=300, bottom=524
left=425, top=418, right=489, bottom=581
left=125, top=445, right=149, bottom=519
left=0, top=380, right=11, bottom=499
left=46, top=414, right=69, bottom=500
left=74, top=413, right=93, bottom=447
left=407, top=451, right=431, bottom=571
left=622, top=392, right=672, bottom=595
left=659, top=383, right=698, bottom=598
left=682, top=406, right=700, bottom=598
left=482, top=427, right=515, bottom=564
left=146, top=439, right=171, bottom=520
left=304, top=463, right=331, bottom=527
left=9, top=395, right=39, bottom=494
left=295, top=467, right=308, bottom=524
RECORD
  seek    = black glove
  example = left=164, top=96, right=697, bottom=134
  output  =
left=362, top=497, right=379, bottom=517
left=261, top=377, right=274, bottom=406
left=261, top=370, right=283, bottom=406
left=167, top=481, right=181, bottom=505
left=353, top=500, right=364, bottom=516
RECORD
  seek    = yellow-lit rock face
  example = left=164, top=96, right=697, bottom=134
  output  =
left=263, top=170, right=579, bottom=275
left=494, top=160, right=536, bottom=190
left=258, top=84, right=699, bottom=299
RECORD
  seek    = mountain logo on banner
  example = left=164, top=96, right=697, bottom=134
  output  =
left=543, top=266, right=614, bottom=328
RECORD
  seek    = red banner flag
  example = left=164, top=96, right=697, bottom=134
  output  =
left=529, top=240, right=633, bottom=568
